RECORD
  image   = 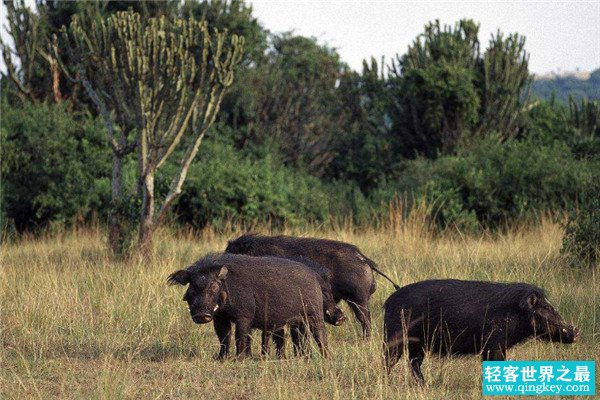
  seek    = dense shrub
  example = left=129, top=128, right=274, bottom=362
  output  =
left=172, top=140, right=349, bottom=229
left=430, top=137, right=591, bottom=227
left=562, top=180, right=600, bottom=267
left=520, top=98, right=600, bottom=162
left=1, top=102, right=110, bottom=232
left=370, top=137, right=592, bottom=229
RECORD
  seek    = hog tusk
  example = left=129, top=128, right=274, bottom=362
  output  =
left=213, top=304, right=219, bottom=312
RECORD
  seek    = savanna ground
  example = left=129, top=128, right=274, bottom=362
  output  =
left=1, top=215, right=599, bottom=399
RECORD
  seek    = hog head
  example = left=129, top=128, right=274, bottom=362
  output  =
left=520, top=291, right=579, bottom=343
left=324, top=301, right=346, bottom=326
left=322, top=290, right=345, bottom=326
left=168, top=266, right=229, bottom=324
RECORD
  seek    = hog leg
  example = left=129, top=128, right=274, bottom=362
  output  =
left=235, top=319, right=253, bottom=358
left=308, top=318, right=329, bottom=358
left=408, top=345, right=425, bottom=386
left=291, top=324, right=309, bottom=357
left=346, top=296, right=372, bottom=339
left=261, top=330, right=271, bottom=357
left=481, top=331, right=507, bottom=361
left=384, top=342, right=403, bottom=374
left=273, top=329, right=286, bottom=358
left=482, top=344, right=506, bottom=361
left=213, top=315, right=232, bottom=360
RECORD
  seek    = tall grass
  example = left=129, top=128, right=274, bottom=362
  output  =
left=1, top=218, right=598, bottom=399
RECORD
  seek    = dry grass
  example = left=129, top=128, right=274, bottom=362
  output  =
left=1, top=219, right=598, bottom=399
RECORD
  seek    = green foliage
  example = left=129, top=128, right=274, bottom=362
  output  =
left=562, top=179, right=600, bottom=266
left=223, top=33, right=346, bottom=175
left=568, top=98, right=600, bottom=159
left=328, top=58, right=395, bottom=191
left=1, top=0, right=178, bottom=107
left=182, top=0, right=267, bottom=65
left=522, top=98, right=600, bottom=159
left=172, top=139, right=338, bottom=229
left=424, top=137, right=591, bottom=227
left=478, top=31, right=530, bottom=139
left=520, top=99, right=572, bottom=144
left=2, top=7, right=598, bottom=239
left=392, top=62, right=480, bottom=157
left=370, top=136, right=592, bottom=230
left=388, top=19, right=530, bottom=158
left=0, top=101, right=110, bottom=231
left=390, top=19, right=481, bottom=158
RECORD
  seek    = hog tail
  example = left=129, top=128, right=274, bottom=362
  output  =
left=363, top=256, right=400, bottom=290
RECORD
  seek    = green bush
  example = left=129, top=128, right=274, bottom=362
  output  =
left=1, top=101, right=110, bottom=232
left=562, top=180, right=600, bottom=267
left=172, top=140, right=344, bottom=229
left=429, top=137, right=591, bottom=227
left=372, top=137, right=592, bottom=229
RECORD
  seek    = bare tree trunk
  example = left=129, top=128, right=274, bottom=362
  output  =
left=50, top=58, right=62, bottom=103
left=139, top=172, right=155, bottom=254
left=108, top=153, right=125, bottom=256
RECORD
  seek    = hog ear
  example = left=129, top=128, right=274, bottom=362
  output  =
left=217, top=266, right=228, bottom=281
left=167, top=270, right=190, bottom=286
left=520, top=293, right=539, bottom=310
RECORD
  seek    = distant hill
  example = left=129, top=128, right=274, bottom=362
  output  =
left=531, top=68, right=600, bottom=103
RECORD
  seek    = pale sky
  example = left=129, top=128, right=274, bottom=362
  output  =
left=1, top=1, right=599, bottom=75
left=249, top=1, right=600, bottom=75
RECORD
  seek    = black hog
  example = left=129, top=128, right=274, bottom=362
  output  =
left=383, top=279, right=580, bottom=385
left=262, top=256, right=346, bottom=358
left=226, top=233, right=399, bottom=338
left=168, top=253, right=328, bottom=359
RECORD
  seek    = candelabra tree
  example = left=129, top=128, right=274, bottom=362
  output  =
left=1, top=0, right=62, bottom=103
left=478, top=31, right=530, bottom=140
left=54, top=10, right=244, bottom=255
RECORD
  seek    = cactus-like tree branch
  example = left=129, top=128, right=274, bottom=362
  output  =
left=54, top=10, right=244, bottom=255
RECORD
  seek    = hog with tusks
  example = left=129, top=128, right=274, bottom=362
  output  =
left=168, top=253, right=329, bottom=358
left=226, top=233, right=400, bottom=338
left=383, top=279, right=579, bottom=385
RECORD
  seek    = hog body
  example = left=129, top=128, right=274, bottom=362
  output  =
left=383, top=279, right=579, bottom=385
left=168, top=253, right=328, bottom=358
left=262, top=256, right=345, bottom=357
left=226, top=234, right=398, bottom=337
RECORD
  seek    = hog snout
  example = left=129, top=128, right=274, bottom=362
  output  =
left=192, top=312, right=213, bottom=324
left=325, top=308, right=346, bottom=326
left=333, top=314, right=346, bottom=326
left=561, top=324, right=580, bottom=343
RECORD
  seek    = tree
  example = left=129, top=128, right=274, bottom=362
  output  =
left=1, top=0, right=180, bottom=108
left=388, top=19, right=530, bottom=158
left=389, top=19, right=481, bottom=158
left=568, top=97, right=600, bottom=159
left=181, top=0, right=267, bottom=65
left=0, top=0, right=62, bottom=103
left=225, top=34, right=346, bottom=175
left=477, top=31, right=530, bottom=140
left=328, top=57, right=395, bottom=191
left=55, top=10, right=244, bottom=254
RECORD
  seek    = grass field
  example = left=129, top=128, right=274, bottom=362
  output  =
left=1, top=218, right=598, bottom=399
